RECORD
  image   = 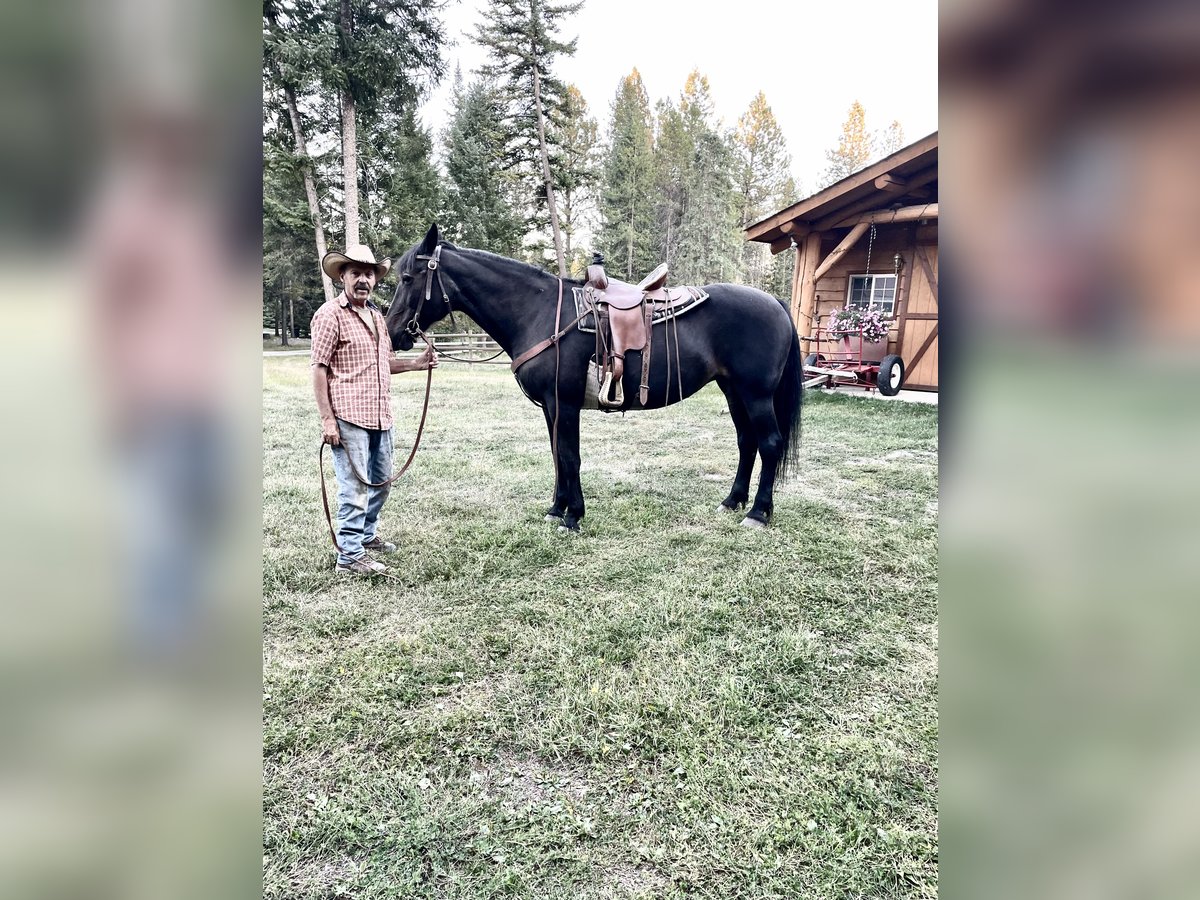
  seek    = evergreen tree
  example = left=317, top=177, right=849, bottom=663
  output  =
left=358, top=105, right=441, bottom=258
left=474, top=0, right=583, bottom=275
left=764, top=176, right=800, bottom=301
left=820, top=100, right=873, bottom=188
left=442, top=79, right=525, bottom=255
left=734, top=91, right=795, bottom=290
left=651, top=98, right=691, bottom=271
left=264, top=0, right=337, bottom=303
left=264, top=134, right=327, bottom=340
left=322, top=0, right=447, bottom=244
left=672, top=71, right=741, bottom=284
left=597, top=69, right=656, bottom=280
left=553, top=84, right=600, bottom=275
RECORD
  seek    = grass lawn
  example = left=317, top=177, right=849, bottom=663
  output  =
left=263, top=356, right=938, bottom=899
left=265, top=336, right=313, bottom=351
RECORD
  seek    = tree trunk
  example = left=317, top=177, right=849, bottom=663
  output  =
left=340, top=0, right=360, bottom=247
left=529, top=34, right=566, bottom=277
left=283, top=85, right=335, bottom=303
left=340, top=91, right=359, bottom=246
left=266, top=4, right=335, bottom=303
left=279, top=294, right=289, bottom=347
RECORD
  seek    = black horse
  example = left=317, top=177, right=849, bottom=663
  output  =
left=386, top=224, right=802, bottom=530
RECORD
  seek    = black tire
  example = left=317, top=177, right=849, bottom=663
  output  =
left=803, top=352, right=825, bottom=369
left=877, top=354, right=905, bottom=396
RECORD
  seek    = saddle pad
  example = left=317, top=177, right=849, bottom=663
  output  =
left=571, top=286, right=709, bottom=334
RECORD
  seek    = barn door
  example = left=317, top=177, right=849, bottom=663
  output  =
left=898, top=244, right=939, bottom=390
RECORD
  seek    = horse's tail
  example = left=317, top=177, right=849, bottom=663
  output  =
left=773, top=318, right=804, bottom=481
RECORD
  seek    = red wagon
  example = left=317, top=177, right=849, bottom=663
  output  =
left=801, top=322, right=906, bottom=396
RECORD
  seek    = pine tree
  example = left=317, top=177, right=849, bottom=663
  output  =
left=734, top=91, right=795, bottom=290
left=651, top=98, right=692, bottom=271
left=442, top=79, right=525, bottom=255
left=597, top=69, right=656, bottom=280
left=358, top=105, right=442, bottom=257
left=765, top=176, right=800, bottom=300
left=820, top=100, right=874, bottom=188
left=553, top=85, right=600, bottom=274
left=672, top=71, right=741, bottom=284
left=264, top=134, right=328, bottom=341
left=474, top=0, right=583, bottom=276
left=264, top=0, right=336, bottom=303
left=323, top=0, right=447, bottom=245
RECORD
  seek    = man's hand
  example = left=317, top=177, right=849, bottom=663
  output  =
left=321, top=419, right=341, bottom=446
left=417, top=346, right=439, bottom=370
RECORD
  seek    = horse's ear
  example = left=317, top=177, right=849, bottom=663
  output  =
left=419, top=223, right=439, bottom=255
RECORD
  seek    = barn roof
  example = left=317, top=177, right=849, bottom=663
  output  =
left=745, top=132, right=938, bottom=249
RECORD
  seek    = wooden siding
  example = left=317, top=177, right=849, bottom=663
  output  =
left=792, top=222, right=939, bottom=390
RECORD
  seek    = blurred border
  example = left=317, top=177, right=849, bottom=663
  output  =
left=0, top=1, right=262, bottom=897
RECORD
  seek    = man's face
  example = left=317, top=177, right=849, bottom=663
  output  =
left=343, top=264, right=376, bottom=302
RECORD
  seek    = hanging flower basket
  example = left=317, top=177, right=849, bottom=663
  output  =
left=826, top=307, right=892, bottom=361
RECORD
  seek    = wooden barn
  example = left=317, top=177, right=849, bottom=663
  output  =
left=745, top=132, right=939, bottom=391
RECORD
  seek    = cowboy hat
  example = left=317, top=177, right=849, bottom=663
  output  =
left=321, top=244, right=392, bottom=282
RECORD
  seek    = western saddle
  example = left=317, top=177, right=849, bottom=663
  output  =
left=584, top=254, right=692, bottom=407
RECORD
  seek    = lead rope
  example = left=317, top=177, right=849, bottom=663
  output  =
left=318, top=329, right=436, bottom=575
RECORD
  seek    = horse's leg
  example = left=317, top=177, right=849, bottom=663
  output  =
left=541, top=405, right=567, bottom=522
left=717, top=378, right=757, bottom=512
left=741, top=394, right=785, bottom=527
left=554, top=405, right=586, bottom=531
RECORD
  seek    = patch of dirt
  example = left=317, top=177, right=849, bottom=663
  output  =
left=472, top=751, right=591, bottom=806
left=604, top=861, right=670, bottom=897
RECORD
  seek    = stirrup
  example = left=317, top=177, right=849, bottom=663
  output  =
left=599, top=371, right=624, bottom=408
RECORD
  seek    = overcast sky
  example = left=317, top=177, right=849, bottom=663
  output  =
left=418, top=0, right=938, bottom=195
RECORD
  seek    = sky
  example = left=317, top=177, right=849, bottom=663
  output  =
left=418, top=0, right=938, bottom=195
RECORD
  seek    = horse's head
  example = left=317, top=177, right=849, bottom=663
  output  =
left=386, top=223, right=444, bottom=351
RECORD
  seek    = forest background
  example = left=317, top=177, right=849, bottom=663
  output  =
left=263, top=0, right=936, bottom=340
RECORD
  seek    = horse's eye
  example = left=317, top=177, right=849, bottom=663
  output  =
left=401, top=273, right=413, bottom=284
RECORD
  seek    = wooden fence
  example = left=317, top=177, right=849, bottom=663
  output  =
left=400, top=332, right=507, bottom=364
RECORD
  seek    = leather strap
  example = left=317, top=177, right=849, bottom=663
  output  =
left=510, top=279, right=584, bottom=373
left=319, top=331, right=435, bottom=556
left=640, top=299, right=653, bottom=405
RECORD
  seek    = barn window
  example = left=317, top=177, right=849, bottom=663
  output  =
left=847, top=274, right=897, bottom=315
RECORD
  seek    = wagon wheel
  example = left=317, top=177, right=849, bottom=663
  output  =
left=876, top=354, right=905, bottom=396
left=803, top=352, right=826, bottom=369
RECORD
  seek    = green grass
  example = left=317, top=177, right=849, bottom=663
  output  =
left=263, top=357, right=938, bottom=899
left=265, top=336, right=313, bottom=351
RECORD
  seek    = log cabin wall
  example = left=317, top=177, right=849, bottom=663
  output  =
left=810, top=223, right=914, bottom=360
left=745, top=132, right=939, bottom=390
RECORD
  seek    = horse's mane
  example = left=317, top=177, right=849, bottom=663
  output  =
left=454, top=245, right=585, bottom=286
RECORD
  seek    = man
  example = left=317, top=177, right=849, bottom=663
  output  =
left=311, top=244, right=437, bottom=576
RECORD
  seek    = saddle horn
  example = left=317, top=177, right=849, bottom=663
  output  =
left=586, top=252, right=608, bottom=291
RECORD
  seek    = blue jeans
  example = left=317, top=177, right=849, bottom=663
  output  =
left=330, top=418, right=393, bottom=565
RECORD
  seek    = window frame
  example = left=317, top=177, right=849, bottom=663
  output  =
left=846, top=273, right=898, bottom=315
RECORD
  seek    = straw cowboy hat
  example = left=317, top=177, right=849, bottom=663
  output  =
left=321, top=244, right=392, bottom=282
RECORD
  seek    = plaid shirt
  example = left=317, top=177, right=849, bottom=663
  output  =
left=310, top=295, right=394, bottom=430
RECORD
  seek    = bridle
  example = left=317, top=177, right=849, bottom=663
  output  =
left=402, top=243, right=508, bottom=363
left=405, top=242, right=446, bottom=337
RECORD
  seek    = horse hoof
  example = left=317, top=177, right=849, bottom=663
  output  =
left=717, top=503, right=733, bottom=513
left=545, top=514, right=565, bottom=524
left=557, top=524, right=579, bottom=535
left=740, top=516, right=768, bottom=529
